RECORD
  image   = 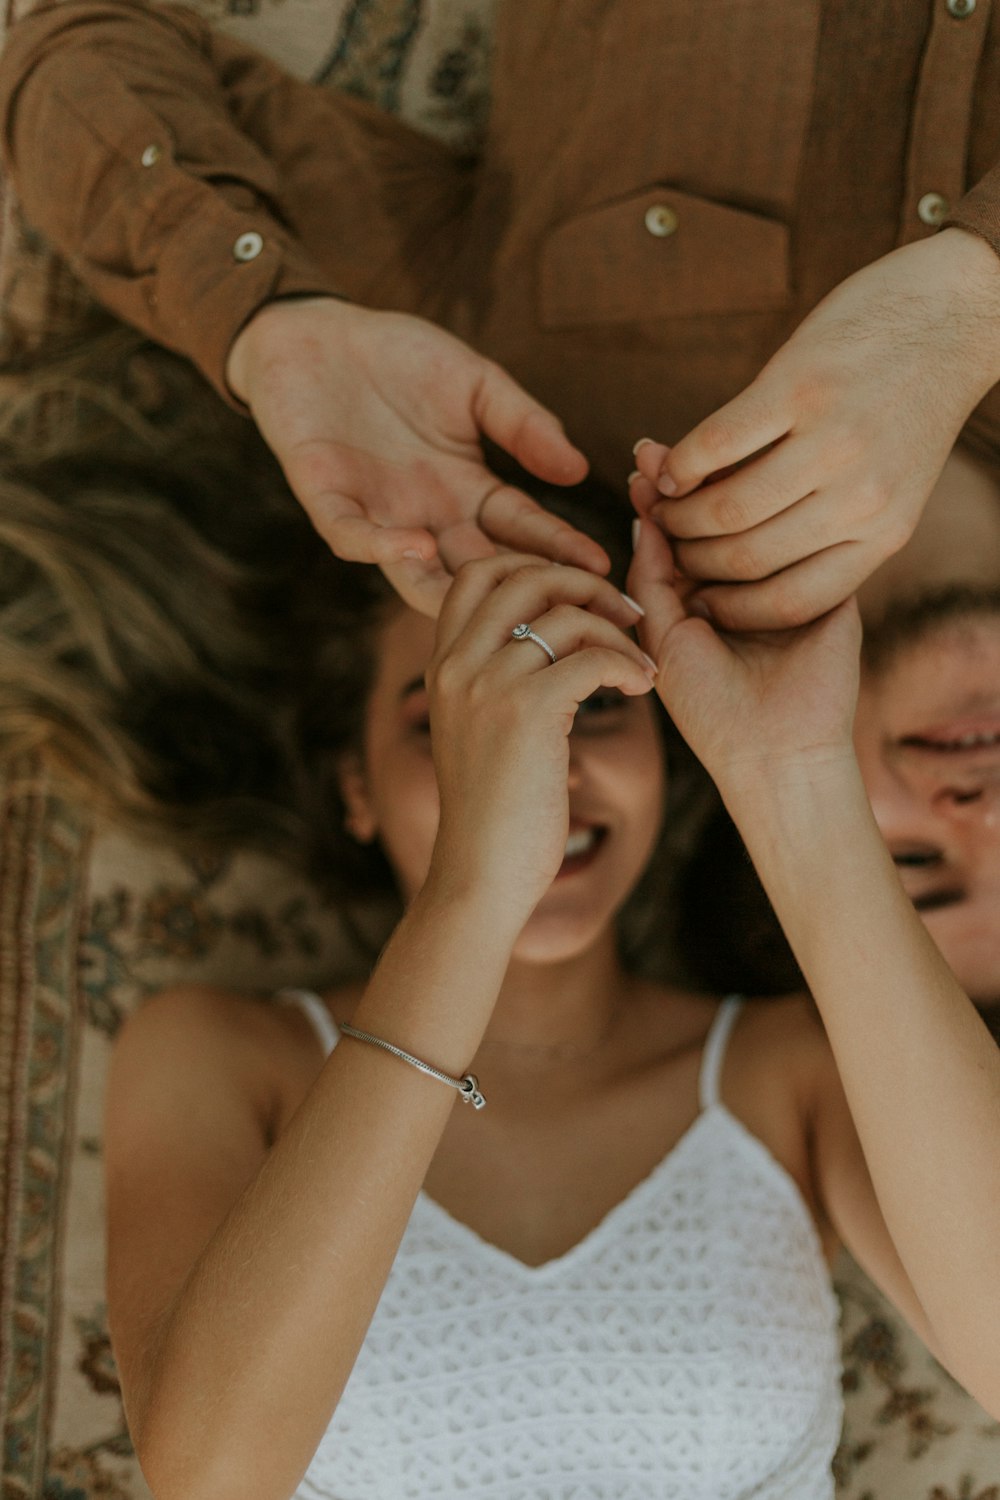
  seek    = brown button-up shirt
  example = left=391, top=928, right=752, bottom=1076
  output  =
left=1, top=0, right=1000, bottom=484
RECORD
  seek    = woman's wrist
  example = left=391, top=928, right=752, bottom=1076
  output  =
left=716, top=746, right=861, bottom=831
left=350, top=878, right=516, bottom=1078
left=722, top=752, right=891, bottom=955
left=419, top=855, right=532, bottom=947
left=423, top=802, right=562, bottom=939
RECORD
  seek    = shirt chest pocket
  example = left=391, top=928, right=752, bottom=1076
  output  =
left=530, top=0, right=822, bottom=328
left=538, top=187, right=790, bottom=328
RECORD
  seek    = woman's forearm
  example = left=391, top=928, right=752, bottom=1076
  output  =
left=727, top=761, right=1000, bottom=1408
left=136, top=880, right=515, bottom=1500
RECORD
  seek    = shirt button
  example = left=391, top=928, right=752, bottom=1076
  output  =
left=233, top=231, right=264, bottom=262
left=140, top=144, right=162, bottom=167
left=947, top=0, right=975, bottom=16
left=917, top=192, right=949, bottom=226
left=644, top=203, right=679, bottom=238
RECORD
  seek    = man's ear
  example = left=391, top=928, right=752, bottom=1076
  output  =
left=338, top=752, right=378, bottom=844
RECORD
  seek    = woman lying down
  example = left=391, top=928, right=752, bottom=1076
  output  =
left=104, top=486, right=1000, bottom=1500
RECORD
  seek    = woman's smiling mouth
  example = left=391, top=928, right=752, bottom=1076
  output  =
left=556, top=824, right=608, bottom=877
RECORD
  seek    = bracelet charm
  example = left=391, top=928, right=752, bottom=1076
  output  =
left=339, top=1021, right=487, bottom=1110
left=458, top=1074, right=486, bottom=1109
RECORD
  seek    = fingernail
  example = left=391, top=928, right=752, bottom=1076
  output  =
left=403, top=549, right=425, bottom=559
left=641, top=651, right=659, bottom=675
left=689, top=596, right=713, bottom=621
left=620, top=590, right=645, bottom=617
left=657, top=473, right=678, bottom=497
left=632, top=518, right=641, bottom=550
left=632, top=437, right=654, bottom=456
left=627, top=469, right=642, bottom=486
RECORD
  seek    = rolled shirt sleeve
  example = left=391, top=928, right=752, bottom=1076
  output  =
left=0, top=2, right=367, bottom=400
left=946, top=165, right=1000, bottom=265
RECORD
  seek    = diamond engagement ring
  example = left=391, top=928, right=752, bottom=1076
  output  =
left=512, top=622, right=557, bottom=664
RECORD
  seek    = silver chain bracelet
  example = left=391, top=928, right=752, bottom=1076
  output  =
left=339, top=1022, right=486, bottom=1109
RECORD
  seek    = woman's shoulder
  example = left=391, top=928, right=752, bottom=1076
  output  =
left=633, top=982, right=828, bottom=1054
left=711, top=991, right=834, bottom=1129
left=111, top=985, right=290, bottom=1118
left=726, top=992, right=846, bottom=1178
left=739, top=987, right=824, bottom=1031
left=116, top=982, right=293, bottom=1057
left=735, top=991, right=835, bottom=1079
left=118, top=981, right=362, bottom=1051
left=111, top=983, right=361, bottom=1131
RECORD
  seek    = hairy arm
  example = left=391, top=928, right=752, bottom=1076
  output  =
left=632, top=230, right=1000, bottom=630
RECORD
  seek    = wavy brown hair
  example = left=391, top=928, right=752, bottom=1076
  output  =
left=0, top=336, right=714, bottom=975
left=0, top=328, right=341, bottom=854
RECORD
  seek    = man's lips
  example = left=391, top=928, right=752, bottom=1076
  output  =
left=892, top=717, right=1000, bottom=808
left=898, top=716, right=1000, bottom=755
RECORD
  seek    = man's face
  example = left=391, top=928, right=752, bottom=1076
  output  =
left=854, top=601, right=1000, bottom=1002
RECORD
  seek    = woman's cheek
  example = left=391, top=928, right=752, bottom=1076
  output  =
left=376, top=757, right=442, bottom=902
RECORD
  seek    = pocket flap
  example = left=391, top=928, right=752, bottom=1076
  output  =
left=538, top=187, right=790, bottom=328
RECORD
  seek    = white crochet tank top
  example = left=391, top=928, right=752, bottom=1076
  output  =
left=279, top=990, right=842, bottom=1499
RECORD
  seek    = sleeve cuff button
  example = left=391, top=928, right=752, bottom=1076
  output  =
left=140, top=144, right=162, bottom=167
left=917, top=192, right=949, bottom=226
left=233, top=231, right=265, bottom=262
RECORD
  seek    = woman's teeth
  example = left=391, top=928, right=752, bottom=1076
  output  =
left=563, top=827, right=599, bottom=859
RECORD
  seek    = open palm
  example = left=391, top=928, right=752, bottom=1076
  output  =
left=227, top=298, right=608, bottom=614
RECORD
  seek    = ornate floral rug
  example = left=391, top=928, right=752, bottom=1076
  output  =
left=0, top=759, right=375, bottom=1499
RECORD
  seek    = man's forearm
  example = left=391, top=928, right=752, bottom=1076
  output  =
left=0, top=0, right=464, bottom=399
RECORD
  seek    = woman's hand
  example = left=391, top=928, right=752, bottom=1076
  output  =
left=631, top=230, right=1000, bottom=631
left=226, top=298, right=608, bottom=616
left=626, top=519, right=861, bottom=806
left=423, top=555, right=656, bottom=931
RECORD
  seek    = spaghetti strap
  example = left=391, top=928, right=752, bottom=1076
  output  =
left=277, top=987, right=340, bottom=1058
left=698, top=994, right=744, bottom=1110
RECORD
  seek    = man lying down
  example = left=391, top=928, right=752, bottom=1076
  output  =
left=856, top=443, right=1000, bottom=1009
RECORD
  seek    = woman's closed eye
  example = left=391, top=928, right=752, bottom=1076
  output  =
left=399, top=681, right=431, bottom=735
left=573, top=688, right=628, bottom=730
left=403, top=685, right=629, bottom=736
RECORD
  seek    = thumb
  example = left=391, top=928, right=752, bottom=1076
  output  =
left=472, top=363, right=589, bottom=485
left=662, top=383, right=790, bottom=497
left=626, top=518, right=687, bottom=661
left=380, top=554, right=453, bottom=618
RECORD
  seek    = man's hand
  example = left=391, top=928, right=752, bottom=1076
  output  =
left=627, top=518, right=861, bottom=804
left=226, top=297, right=607, bottom=615
left=632, top=229, right=1000, bottom=632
